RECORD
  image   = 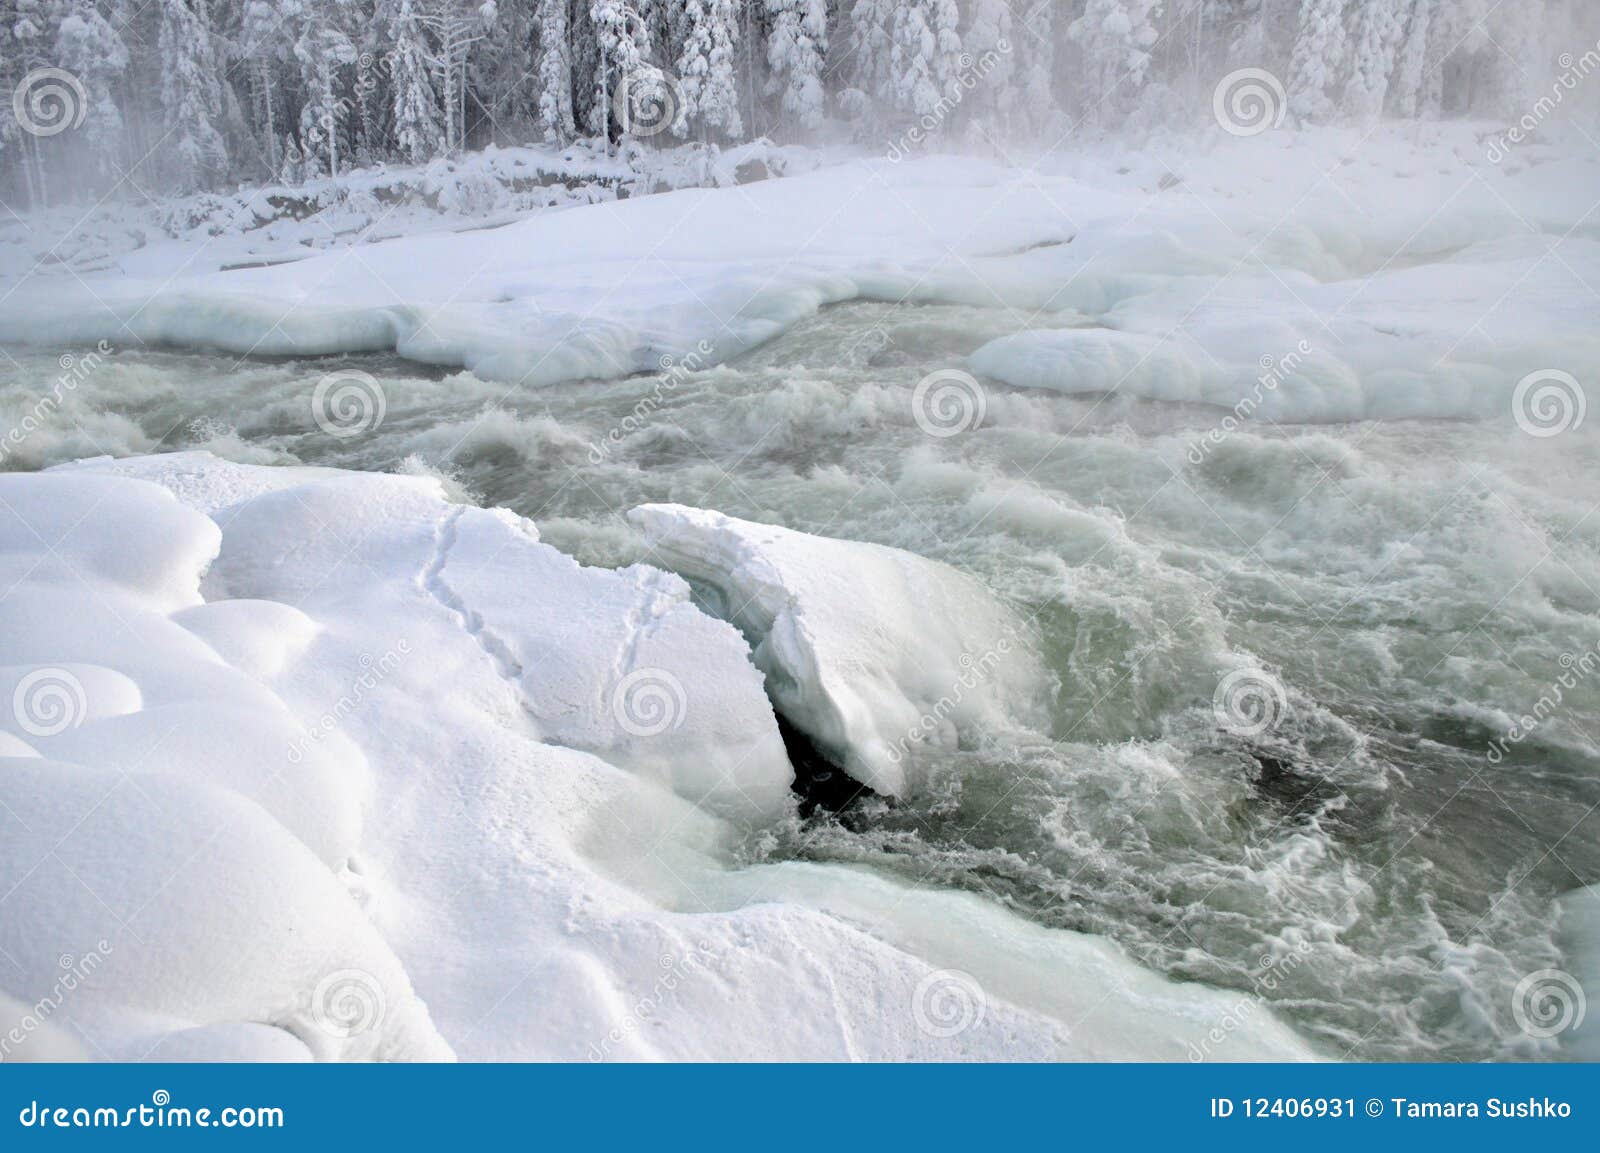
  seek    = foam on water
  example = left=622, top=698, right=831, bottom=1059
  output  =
left=3, top=295, right=1597, bottom=1060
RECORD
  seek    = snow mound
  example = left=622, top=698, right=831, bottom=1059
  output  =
left=2, top=452, right=1318, bottom=1062
left=0, top=758, right=451, bottom=1062
left=628, top=503, right=1051, bottom=797
left=6, top=130, right=1595, bottom=425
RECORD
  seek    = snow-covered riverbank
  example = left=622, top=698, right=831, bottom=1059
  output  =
left=5, top=124, right=1597, bottom=419
left=0, top=452, right=1318, bottom=1061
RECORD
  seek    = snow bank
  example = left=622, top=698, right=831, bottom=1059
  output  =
left=1, top=453, right=1317, bottom=1062
left=628, top=503, right=1051, bottom=797
left=4, top=125, right=1592, bottom=428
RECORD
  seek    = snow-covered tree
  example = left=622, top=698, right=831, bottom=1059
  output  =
left=389, top=0, right=447, bottom=162
left=1343, top=0, right=1405, bottom=120
left=676, top=0, right=743, bottom=138
left=159, top=0, right=228, bottom=190
left=1287, top=0, right=1348, bottom=122
left=764, top=0, right=826, bottom=132
left=535, top=0, right=577, bottom=143
left=1070, top=0, right=1164, bottom=121
left=55, top=1, right=130, bottom=184
left=1387, top=0, right=1433, bottom=118
left=294, top=2, right=359, bottom=178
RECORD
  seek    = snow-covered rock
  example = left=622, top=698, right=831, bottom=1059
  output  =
left=0, top=453, right=1318, bottom=1062
left=629, top=503, right=1052, bottom=797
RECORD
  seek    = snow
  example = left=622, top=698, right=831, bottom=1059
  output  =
left=4, top=124, right=1594, bottom=425
left=629, top=502, right=1052, bottom=798
left=0, top=452, right=1318, bottom=1062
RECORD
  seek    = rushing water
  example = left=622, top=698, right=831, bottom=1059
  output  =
left=4, top=300, right=1598, bottom=1061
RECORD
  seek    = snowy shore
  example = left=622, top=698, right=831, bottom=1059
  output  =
left=0, top=452, right=1319, bottom=1061
left=4, top=124, right=1596, bottom=422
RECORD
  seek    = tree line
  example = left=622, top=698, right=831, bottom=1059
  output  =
left=0, top=1, right=1590, bottom=209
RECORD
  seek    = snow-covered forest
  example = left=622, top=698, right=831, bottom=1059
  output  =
left=2, top=0, right=1596, bottom=208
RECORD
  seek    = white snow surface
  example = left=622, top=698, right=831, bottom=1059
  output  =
left=0, top=453, right=1318, bottom=1061
left=2, top=124, right=1594, bottom=423
left=629, top=502, right=1052, bottom=798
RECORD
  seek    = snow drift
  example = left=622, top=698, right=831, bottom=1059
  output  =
left=5, top=129, right=1595, bottom=426
left=0, top=453, right=1318, bottom=1061
left=629, top=503, right=1052, bottom=797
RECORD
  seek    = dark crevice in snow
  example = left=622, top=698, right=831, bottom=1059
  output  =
left=778, top=713, right=877, bottom=818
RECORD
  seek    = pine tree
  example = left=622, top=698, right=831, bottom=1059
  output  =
left=389, top=0, right=447, bottom=162
left=1069, top=0, right=1164, bottom=122
left=1388, top=0, right=1432, bottom=118
left=54, top=1, right=130, bottom=186
left=677, top=0, right=743, bottom=138
left=959, top=0, right=1016, bottom=138
left=1288, top=0, right=1348, bottom=122
left=1343, top=0, right=1404, bottom=120
left=238, top=1, right=289, bottom=177
left=535, top=0, right=577, bottom=143
left=159, top=0, right=228, bottom=190
left=764, top=0, right=826, bottom=132
left=294, top=2, right=358, bottom=178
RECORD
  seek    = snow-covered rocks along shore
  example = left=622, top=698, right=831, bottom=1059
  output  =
left=629, top=503, right=1053, bottom=798
left=0, top=453, right=1317, bottom=1061
left=3, top=125, right=1595, bottom=424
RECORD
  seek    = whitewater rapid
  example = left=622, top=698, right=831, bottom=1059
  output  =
left=3, top=286, right=1596, bottom=1060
